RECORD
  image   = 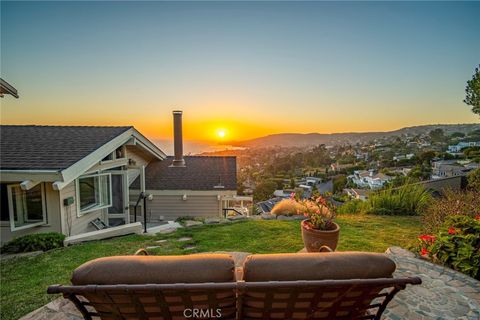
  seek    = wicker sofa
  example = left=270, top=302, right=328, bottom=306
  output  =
left=47, top=252, right=421, bottom=319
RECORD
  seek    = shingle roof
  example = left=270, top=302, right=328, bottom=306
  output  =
left=136, top=156, right=237, bottom=191
left=0, top=125, right=132, bottom=170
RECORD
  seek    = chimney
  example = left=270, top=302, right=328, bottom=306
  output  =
left=171, top=110, right=185, bottom=167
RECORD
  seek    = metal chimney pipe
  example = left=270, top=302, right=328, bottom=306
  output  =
left=172, top=110, right=185, bottom=167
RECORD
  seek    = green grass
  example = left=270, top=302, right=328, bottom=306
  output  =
left=0, top=215, right=420, bottom=320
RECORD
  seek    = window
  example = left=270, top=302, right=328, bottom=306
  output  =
left=7, top=184, right=47, bottom=231
left=77, top=173, right=112, bottom=216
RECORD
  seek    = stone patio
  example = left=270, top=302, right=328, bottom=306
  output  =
left=20, top=247, right=479, bottom=320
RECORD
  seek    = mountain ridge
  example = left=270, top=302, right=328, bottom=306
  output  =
left=228, top=123, right=480, bottom=148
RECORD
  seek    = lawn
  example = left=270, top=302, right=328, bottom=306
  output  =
left=0, top=215, right=421, bottom=320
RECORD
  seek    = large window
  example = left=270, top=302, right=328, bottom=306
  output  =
left=7, top=184, right=47, bottom=231
left=77, top=173, right=112, bottom=216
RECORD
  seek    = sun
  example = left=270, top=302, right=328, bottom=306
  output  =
left=216, top=129, right=227, bottom=139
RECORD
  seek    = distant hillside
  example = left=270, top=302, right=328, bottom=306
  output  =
left=232, top=124, right=480, bottom=148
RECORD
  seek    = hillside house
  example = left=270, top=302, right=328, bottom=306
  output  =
left=447, top=141, right=479, bottom=154
left=348, top=170, right=392, bottom=189
left=0, top=111, right=243, bottom=244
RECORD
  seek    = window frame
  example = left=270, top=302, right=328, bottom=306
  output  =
left=76, top=172, right=112, bottom=217
left=7, top=183, right=47, bottom=231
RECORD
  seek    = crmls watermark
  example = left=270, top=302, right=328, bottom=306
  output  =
left=183, top=308, right=222, bottom=318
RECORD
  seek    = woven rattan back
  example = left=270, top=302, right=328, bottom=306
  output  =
left=237, top=279, right=413, bottom=320
left=48, top=277, right=421, bottom=320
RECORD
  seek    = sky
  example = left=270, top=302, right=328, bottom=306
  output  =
left=1, top=1, right=479, bottom=149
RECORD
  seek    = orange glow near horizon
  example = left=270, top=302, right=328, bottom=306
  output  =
left=1, top=100, right=479, bottom=144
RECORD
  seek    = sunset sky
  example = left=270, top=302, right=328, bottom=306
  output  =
left=1, top=1, right=479, bottom=149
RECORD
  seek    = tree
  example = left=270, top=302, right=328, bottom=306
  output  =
left=408, top=163, right=432, bottom=181
left=429, top=129, right=445, bottom=143
left=467, top=168, right=480, bottom=190
left=332, top=175, right=347, bottom=194
left=253, top=181, right=277, bottom=202
left=464, top=65, right=480, bottom=116
left=450, top=132, right=465, bottom=138
left=417, top=151, right=436, bottom=164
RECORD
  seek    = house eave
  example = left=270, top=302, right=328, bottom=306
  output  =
left=53, top=128, right=166, bottom=191
left=130, top=128, right=167, bottom=160
left=0, top=170, right=62, bottom=182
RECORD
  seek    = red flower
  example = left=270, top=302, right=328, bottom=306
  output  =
left=420, top=247, right=429, bottom=256
left=448, top=227, right=456, bottom=235
left=418, top=235, right=436, bottom=243
left=475, top=215, right=480, bottom=221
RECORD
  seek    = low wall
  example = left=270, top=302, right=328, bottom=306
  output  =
left=415, top=176, right=466, bottom=193
left=64, top=222, right=143, bottom=245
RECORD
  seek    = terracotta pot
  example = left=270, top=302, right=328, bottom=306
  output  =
left=301, top=220, right=340, bottom=252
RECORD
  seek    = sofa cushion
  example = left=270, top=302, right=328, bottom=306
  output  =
left=72, top=254, right=235, bottom=285
left=242, top=252, right=396, bottom=282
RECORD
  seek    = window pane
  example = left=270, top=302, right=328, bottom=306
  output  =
left=79, top=176, right=99, bottom=211
left=99, top=174, right=111, bottom=207
left=1, top=184, right=9, bottom=221
left=78, top=174, right=112, bottom=214
left=11, top=184, right=45, bottom=228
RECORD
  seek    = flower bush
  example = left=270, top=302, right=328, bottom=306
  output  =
left=416, top=215, right=480, bottom=280
left=271, top=198, right=303, bottom=216
left=297, top=195, right=336, bottom=230
left=0, top=232, right=65, bottom=254
left=422, top=189, right=480, bottom=233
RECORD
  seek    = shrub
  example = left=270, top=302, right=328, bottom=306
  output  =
left=337, top=199, right=366, bottom=214
left=0, top=232, right=65, bottom=254
left=467, top=168, right=480, bottom=190
left=416, top=215, right=480, bottom=280
left=271, top=199, right=303, bottom=216
left=422, top=189, right=480, bottom=233
left=364, top=183, right=432, bottom=216
left=297, top=196, right=336, bottom=230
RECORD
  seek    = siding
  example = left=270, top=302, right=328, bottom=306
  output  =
left=125, top=145, right=153, bottom=186
left=1, top=182, right=62, bottom=244
left=129, top=190, right=236, bottom=221
left=145, top=195, right=221, bottom=221
left=59, top=180, right=106, bottom=236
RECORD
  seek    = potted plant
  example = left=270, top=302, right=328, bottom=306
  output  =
left=298, top=195, right=340, bottom=252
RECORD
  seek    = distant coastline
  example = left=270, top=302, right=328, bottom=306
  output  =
left=156, top=123, right=479, bottom=155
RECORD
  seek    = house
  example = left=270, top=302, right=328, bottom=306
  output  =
left=132, top=155, right=238, bottom=221
left=255, top=197, right=283, bottom=214
left=431, top=164, right=469, bottom=179
left=348, top=170, right=392, bottom=189
left=393, top=154, right=414, bottom=161
left=330, top=163, right=355, bottom=172
left=344, top=188, right=370, bottom=201
left=0, top=125, right=163, bottom=243
left=273, top=190, right=293, bottom=198
left=0, top=111, right=242, bottom=244
left=447, top=141, right=480, bottom=154
left=0, top=78, right=19, bottom=98
left=430, top=160, right=468, bottom=179
left=464, top=162, right=480, bottom=170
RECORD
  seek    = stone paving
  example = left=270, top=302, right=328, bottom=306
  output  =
left=384, top=247, right=479, bottom=320
left=20, top=247, right=479, bottom=320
